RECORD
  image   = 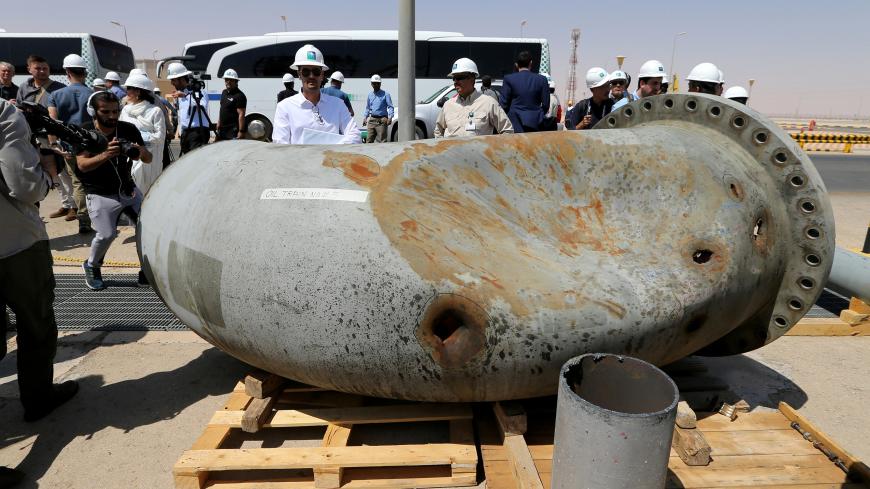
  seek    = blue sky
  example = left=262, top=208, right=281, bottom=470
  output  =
left=3, top=0, right=869, bottom=117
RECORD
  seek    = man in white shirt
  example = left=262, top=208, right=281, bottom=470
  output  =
left=272, top=44, right=360, bottom=145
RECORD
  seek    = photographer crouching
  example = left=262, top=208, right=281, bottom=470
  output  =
left=1, top=98, right=77, bottom=485
left=76, top=91, right=151, bottom=290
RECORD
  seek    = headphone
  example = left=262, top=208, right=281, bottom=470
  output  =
left=86, top=90, right=120, bottom=117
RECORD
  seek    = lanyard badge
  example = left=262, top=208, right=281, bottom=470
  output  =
left=465, top=111, right=476, bottom=132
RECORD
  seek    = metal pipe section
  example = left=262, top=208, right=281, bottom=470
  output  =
left=551, top=354, right=678, bottom=489
left=140, top=94, right=835, bottom=401
left=827, top=247, right=870, bottom=304
left=397, top=0, right=415, bottom=142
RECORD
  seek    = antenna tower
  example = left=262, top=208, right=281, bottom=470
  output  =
left=565, top=28, right=581, bottom=105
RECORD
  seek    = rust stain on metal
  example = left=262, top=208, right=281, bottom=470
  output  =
left=323, top=151, right=381, bottom=185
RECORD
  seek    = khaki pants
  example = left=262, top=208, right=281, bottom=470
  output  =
left=0, top=240, right=58, bottom=412
left=65, top=156, right=90, bottom=226
left=366, top=117, right=389, bottom=143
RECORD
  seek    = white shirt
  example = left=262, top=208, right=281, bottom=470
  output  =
left=273, top=93, right=361, bottom=145
left=177, top=88, right=209, bottom=130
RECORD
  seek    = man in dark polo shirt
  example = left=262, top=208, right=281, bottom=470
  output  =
left=216, top=68, right=247, bottom=140
left=15, top=55, right=66, bottom=108
left=74, top=91, right=152, bottom=290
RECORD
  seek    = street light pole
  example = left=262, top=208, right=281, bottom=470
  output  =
left=110, top=20, right=128, bottom=46
left=281, top=15, right=287, bottom=32
left=520, top=20, right=527, bottom=38
left=398, top=0, right=415, bottom=141
left=669, top=31, right=687, bottom=90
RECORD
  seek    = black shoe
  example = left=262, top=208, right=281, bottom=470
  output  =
left=137, top=270, right=150, bottom=288
left=82, top=260, right=105, bottom=290
left=78, top=224, right=94, bottom=234
left=23, top=380, right=79, bottom=422
left=0, top=466, right=25, bottom=488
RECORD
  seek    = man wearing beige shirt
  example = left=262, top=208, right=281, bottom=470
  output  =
left=434, top=58, right=513, bottom=138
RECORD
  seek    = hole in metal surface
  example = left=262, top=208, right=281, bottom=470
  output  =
left=788, top=298, right=804, bottom=311
left=686, top=100, right=698, bottom=111
left=799, top=277, right=815, bottom=290
left=642, top=101, right=653, bottom=111
left=752, top=218, right=764, bottom=241
left=624, top=108, right=633, bottom=117
left=754, top=131, right=769, bottom=144
left=664, top=98, right=674, bottom=109
left=732, top=116, right=745, bottom=128
left=773, top=316, right=789, bottom=328
left=790, top=174, right=805, bottom=187
left=774, top=151, right=788, bottom=164
left=608, top=117, right=617, bottom=126
left=805, top=227, right=821, bottom=239
left=800, top=200, right=816, bottom=213
left=692, top=249, right=714, bottom=264
left=805, top=254, right=821, bottom=266
left=709, top=106, right=722, bottom=117
left=729, top=182, right=744, bottom=200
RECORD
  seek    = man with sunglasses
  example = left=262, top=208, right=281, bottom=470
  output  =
left=434, top=58, right=513, bottom=138
left=273, top=44, right=360, bottom=145
left=608, top=70, right=631, bottom=105
left=613, top=59, right=666, bottom=111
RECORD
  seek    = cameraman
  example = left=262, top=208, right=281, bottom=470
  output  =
left=166, top=62, right=210, bottom=155
left=1, top=99, right=78, bottom=449
left=75, top=92, right=151, bottom=290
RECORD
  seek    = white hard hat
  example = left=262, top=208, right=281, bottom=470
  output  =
left=541, top=72, right=555, bottom=88
left=447, top=57, right=479, bottom=77
left=129, top=68, right=147, bottom=78
left=92, top=78, right=106, bottom=87
left=166, top=62, right=192, bottom=80
left=223, top=68, right=239, bottom=80
left=687, top=62, right=721, bottom=83
left=370, top=74, right=382, bottom=83
left=585, top=67, right=609, bottom=89
left=124, top=73, right=154, bottom=92
left=608, top=70, right=628, bottom=82
left=62, top=53, right=87, bottom=69
left=724, top=86, right=749, bottom=100
left=638, top=60, right=667, bottom=79
left=718, top=69, right=725, bottom=84
left=330, top=71, right=345, bottom=83
left=290, top=44, right=328, bottom=70
left=153, top=85, right=161, bottom=93
left=282, top=73, right=295, bottom=83
left=105, top=71, right=121, bottom=81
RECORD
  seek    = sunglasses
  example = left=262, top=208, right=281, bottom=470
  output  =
left=452, top=74, right=472, bottom=82
left=611, top=80, right=626, bottom=87
left=300, top=67, right=322, bottom=77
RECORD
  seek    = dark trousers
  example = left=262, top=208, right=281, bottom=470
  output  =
left=180, top=127, right=211, bottom=155
left=0, top=240, right=57, bottom=412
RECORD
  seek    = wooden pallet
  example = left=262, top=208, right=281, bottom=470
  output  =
left=174, top=372, right=478, bottom=489
left=480, top=397, right=870, bottom=489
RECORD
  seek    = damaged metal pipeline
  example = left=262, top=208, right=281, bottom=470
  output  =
left=139, top=93, right=834, bottom=402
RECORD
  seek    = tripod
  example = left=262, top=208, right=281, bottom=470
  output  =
left=178, top=82, right=214, bottom=155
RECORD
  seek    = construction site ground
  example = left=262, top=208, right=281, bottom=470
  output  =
left=1, top=149, right=869, bottom=488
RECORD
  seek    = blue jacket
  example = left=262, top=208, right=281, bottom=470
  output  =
left=499, top=70, right=550, bottom=132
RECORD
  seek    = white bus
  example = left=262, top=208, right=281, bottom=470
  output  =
left=0, top=32, right=134, bottom=87
left=177, top=31, right=551, bottom=140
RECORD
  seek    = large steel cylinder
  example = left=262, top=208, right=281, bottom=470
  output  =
left=139, top=93, right=834, bottom=401
left=551, top=354, right=678, bottom=489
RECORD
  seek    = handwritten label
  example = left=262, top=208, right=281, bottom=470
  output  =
left=260, top=188, right=369, bottom=203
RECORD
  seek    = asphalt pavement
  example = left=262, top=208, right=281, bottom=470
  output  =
left=808, top=152, right=870, bottom=192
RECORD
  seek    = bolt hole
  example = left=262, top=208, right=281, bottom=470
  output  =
left=624, top=108, right=633, bottom=117
left=754, top=131, right=769, bottom=144
left=431, top=309, right=464, bottom=342
left=732, top=116, right=745, bottom=128
left=709, top=106, right=722, bottom=117
left=774, top=152, right=788, bottom=164
left=788, top=299, right=804, bottom=311
left=806, top=227, right=821, bottom=239
left=608, top=117, right=617, bottom=126
left=773, top=316, right=789, bottom=328
left=692, top=249, right=714, bottom=264
left=752, top=218, right=764, bottom=240
left=790, top=175, right=805, bottom=187
left=799, top=277, right=815, bottom=290
left=686, top=100, right=697, bottom=111
left=642, top=101, right=653, bottom=111
left=805, top=254, right=821, bottom=266
left=800, top=200, right=816, bottom=213
left=664, top=98, right=674, bottom=109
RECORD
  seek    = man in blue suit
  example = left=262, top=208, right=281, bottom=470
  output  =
left=499, top=51, right=550, bottom=133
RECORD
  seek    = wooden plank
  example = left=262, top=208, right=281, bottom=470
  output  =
left=503, top=436, right=544, bottom=489
left=779, top=402, right=870, bottom=485
left=241, top=395, right=279, bottom=433
left=202, top=474, right=477, bottom=489
left=695, top=411, right=791, bottom=431
left=840, top=309, right=869, bottom=325
left=313, top=423, right=352, bottom=489
left=493, top=402, right=528, bottom=437
left=174, top=445, right=478, bottom=475
left=666, top=485, right=866, bottom=489
left=676, top=401, right=698, bottom=429
left=244, top=371, right=288, bottom=399
left=672, top=426, right=712, bottom=466
left=698, top=429, right=820, bottom=456
left=786, top=318, right=870, bottom=336
left=850, top=297, right=870, bottom=315
left=174, top=473, right=207, bottom=489
left=210, top=404, right=472, bottom=428
left=224, top=392, right=253, bottom=411
left=191, top=425, right=233, bottom=450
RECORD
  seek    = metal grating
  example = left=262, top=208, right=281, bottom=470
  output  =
left=7, top=273, right=187, bottom=331
left=5, top=274, right=847, bottom=332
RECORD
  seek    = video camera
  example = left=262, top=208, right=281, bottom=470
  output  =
left=19, top=101, right=108, bottom=155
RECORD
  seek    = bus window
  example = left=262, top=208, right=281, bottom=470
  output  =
left=426, top=42, right=542, bottom=79
left=91, top=36, right=134, bottom=73
left=0, top=37, right=81, bottom=74
left=185, top=41, right=236, bottom=72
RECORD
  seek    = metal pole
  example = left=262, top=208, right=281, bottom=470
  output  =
left=110, top=21, right=128, bottom=46
left=552, top=354, right=678, bottom=489
left=828, top=247, right=870, bottom=304
left=669, top=32, right=686, bottom=90
left=398, top=0, right=415, bottom=141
